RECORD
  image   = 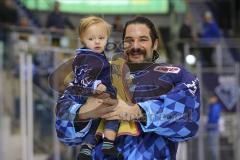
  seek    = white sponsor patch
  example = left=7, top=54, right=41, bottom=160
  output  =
left=154, top=66, right=180, bottom=74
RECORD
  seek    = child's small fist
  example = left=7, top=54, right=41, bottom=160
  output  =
left=96, top=83, right=107, bottom=93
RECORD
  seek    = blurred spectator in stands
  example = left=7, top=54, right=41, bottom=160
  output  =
left=206, top=94, right=223, bottom=160
left=0, top=0, right=19, bottom=69
left=0, top=0, right=18, bottom=41
left=18, top=16, right=31, bottom=40
left=0, top=0, right=18, bottom=27
left=177, top=14, right=196, bottom=64
left=198, top=11, right=221, bottom=67
left=46, top=1, right=74, bottom=47
left=112, top=15, right=123, bottom=32
left=19, top=16, right=29, bottom=28
left=46, top=1, right=75, bottom=31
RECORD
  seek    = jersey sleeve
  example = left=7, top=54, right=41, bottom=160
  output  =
left=137, top=66, right=200, bottom=142
left=55, top=84, right=93, bottom=145
left=55, top=53, right=104, bottom=145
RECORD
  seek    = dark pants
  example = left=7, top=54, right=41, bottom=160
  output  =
left=84, top=119, right=120, bottom=145
left=200, top=47, right=215, bottom=67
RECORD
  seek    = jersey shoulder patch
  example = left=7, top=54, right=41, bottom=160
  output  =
left=153, top=66, right=181, bottom=74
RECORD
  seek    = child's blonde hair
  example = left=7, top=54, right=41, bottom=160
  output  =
left=78, top=16, right=111, bottom=41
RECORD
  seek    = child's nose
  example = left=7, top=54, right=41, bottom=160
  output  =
left=95, top=39, right=100, bottom=43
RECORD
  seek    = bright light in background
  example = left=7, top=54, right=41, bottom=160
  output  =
left=60, top=37, right=69, bottom=48
left=185, top=54, right=196, bottom=65
left=29, top=36, right=37, bottom=45
left=21, top=0, right=169, bottom=14
left=58, top=0, right=129, bottom=5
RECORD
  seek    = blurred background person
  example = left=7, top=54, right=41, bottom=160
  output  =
left=0, top=0, right=18, bottom=27
left=112, top=15, right=123, bottom=32
left=177, top=14, right=196, bottom=64
left=46, top=1, right=75, bottom=47
left=198, top=11, right=221, bottom=67
left=0, top=0, right=19, bottom=69
left=46, top=1, right=75, bottom=31
left=206, top=94, right=223, bottom=160
left=19, top=16, right=29, bottom=28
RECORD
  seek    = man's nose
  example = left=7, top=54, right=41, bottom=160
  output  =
left=132, top=40, right=140, bottom=48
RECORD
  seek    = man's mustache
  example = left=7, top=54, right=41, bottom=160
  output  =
left=126, top=47, right=146, bottom=56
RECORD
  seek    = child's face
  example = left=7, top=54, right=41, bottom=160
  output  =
left=82, top=23, right=108, bottom=53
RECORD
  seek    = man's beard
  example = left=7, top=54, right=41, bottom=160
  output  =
left=125, top=47, right=152, bottom=62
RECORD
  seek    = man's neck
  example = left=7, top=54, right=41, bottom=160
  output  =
left=127, top=62, right=154, bottom=72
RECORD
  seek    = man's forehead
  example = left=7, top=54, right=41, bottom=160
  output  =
left=125, top=24, right=151, bottom=38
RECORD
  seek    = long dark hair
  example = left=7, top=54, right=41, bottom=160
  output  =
left=122, top=16, right=159, bottom=61
left=122, top=16, right=158, bottom=44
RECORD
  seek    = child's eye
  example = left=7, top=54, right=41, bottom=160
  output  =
left=99, top=37, right=105, bottom=40
left=88, top=38, right=93, bottom=41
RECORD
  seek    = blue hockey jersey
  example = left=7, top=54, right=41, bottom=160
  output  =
left=55, top=55, right=200, bottom=160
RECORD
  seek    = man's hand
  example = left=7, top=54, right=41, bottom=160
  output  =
left=77, top=93, right=117, bottom=120
left=101, top=98, right=144, bottom=121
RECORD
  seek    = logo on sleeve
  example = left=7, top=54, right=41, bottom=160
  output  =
left=184, top=79, right=199, bottom=95
left=154, top=66, right=180, bottom=74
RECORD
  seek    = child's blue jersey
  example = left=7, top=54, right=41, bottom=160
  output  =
left=72, top=48, right=116, bottom=97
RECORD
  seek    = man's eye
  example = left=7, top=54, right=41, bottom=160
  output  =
left=123, top=40, right=133, bottom=49
left=140, top=38, right=148, bottom=42
left=124, top=39, right=133, bottom=44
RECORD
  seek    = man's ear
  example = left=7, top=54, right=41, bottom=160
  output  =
left=153, top=39, right=159, bottom=51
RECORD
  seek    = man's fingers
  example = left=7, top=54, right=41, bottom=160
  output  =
left=94, top=92, right=110, bottom=99
left=102, top=98, right=118, bottom=105
left=104, top=115, right=120, bottom=120
left=79, top=106, right=113, bottom=119
left=96, top=105, right=116, bottom=116
left=101, top=111, right=116, bottom=119
left=103, top=111, right=136, bottom=121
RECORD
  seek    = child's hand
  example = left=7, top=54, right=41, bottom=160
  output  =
left=96, top=83, right=107, bottom=94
